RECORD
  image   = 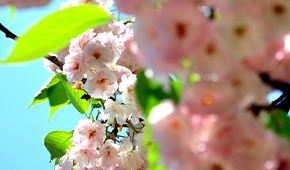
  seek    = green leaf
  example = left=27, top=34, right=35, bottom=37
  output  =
left=267, top=109, right=290, bottom=141
left=47, top=82, right=70, bottom=122
left=57, top=74, right=89, bottom=114
left=135, top=70, right=169, bottom=118
left=1, top=4, right=111, bottom=64
left=91, top=97, right=106, bottom=110
left=28, top=74, right=60, bottom=109
left=54, top=157, right=59, bottom=170
left=8, top=5, right=16, bottom=22
left=170, top=75, right=183, bottom=104
left=44, top=131, right=73, bottom=162
left=28, top=74, right=70, bottom=122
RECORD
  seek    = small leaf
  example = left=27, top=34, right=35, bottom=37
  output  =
left=1, top=4, right=111, bottom=64
left=136, top=70, right=183, bottom=118
left=267, top=109, right=290, bottom=141
left=28, top=74, right=60, bottom=109
left=135, top=70, right=169, bottom=118
left=44, top=131, right=73, bottom=162
left=57, top=74, right=89, bottom=114
left=28, top=74, right=70, bottom=122
left=54, top=157, right=59, bottom=169
left=8, top=5, right=16, bottom=22
left=91, top=97, right=106, bottom=110
left=47, top=82, right=70, bottom=122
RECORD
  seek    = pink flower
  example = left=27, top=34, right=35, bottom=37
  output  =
left=97, top=139, right=121, bottom=169
left=84, top=68, right=118, bottom=99
left=63, top=52, right=88, bottom=83
left=115, top=0, right=152, bottom=15
left=72, top=119, right=106, bottom=148
left=261, top=0, right=290, bottom=38
left=117, top=36, right=143, bottom=74
left=69, top=144, right=98, bottom=169
left=69, top=29, right=96, bottom=53
left=119, top=138, right=145, bottom=170
left=102, top=99, right=131, bottom=125
left=110, top=65, right=132, bottom=84
left=59, top=149, right=73, bottom=170
left=55, top=164, right=65, bottom=170
left=135, top=1, right=206, bottom=74
left=187, top=26, right=234, bottom=75
left=83, top=33, right=121, bottom=69
left=216, top=7, right=267, bottom=59
left=182, top=80, right=238, bottom=116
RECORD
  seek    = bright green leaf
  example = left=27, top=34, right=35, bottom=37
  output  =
left=91, top=97, right=105, bottom=110
left=54, top=157, right=59, bottom=170
left=1, top=4, right=111, bottom=64
left=28, top=74, right=70, bottom=122
left=44, top=131, right=73, bottom=162
left=135, top=70, right=169, bottom=118
left=136, top=70, right=183, bottom=118
left=267, top=109, right=290, bottom=141
left=57, top=74, right=89, bottom=114
left=28, top=74, right=60, bottom=109
left=47, top=82, right=70, bottom=122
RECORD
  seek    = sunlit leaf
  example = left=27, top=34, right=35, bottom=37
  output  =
left=28, top=74, right=70, bottom=122
left=28, top=74, right=59, bottom=108
left=44, top=131, right=73, bottom=162
left=57, top=74, right=89, bottom=114
left=136, top=70, right=183, bottom=118
left=1, top=4, right=111, bottom=64
left=135, top=70, right=169, bottom=118
left=47, top=82, right=70, bottom=122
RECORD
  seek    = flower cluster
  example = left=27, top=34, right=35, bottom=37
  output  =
left=55, top=119, right=147, bottom=170
left=41, top=0, right=290, bottom=169
left=113, top=0, right=290, bottom=169
left=42, top=1, right=148, bottom=170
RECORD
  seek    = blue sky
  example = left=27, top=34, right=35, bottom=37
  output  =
left=0, top=1, right=84, bottom=170
left=0, top=1, right=284, bottom=170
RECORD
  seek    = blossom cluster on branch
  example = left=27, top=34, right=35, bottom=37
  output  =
left=3, top=0, right=290, bottom=169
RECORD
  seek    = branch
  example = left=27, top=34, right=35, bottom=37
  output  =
left=0, top=23, right=18, bottom=40
left=260, top=73, right=290, bottom=113
left=45, top=56, right=64, bottom=71
left=0, top=22, right=64, bottom=71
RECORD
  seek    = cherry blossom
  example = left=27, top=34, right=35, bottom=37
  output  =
left=84, top=68, right=118, bottom=99
left=97, top=139, right=121, bottom=169
left=72, top=119, right=106, bottom=148
left=63, top=52, right=88, bottom=83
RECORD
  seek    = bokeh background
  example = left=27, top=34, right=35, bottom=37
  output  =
left=0, top=1, right=283, bottom=170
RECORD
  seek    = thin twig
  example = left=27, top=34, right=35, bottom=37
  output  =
left=0, top=22, right=64, bottom=71
left=0, top=23, right=18, bottom=40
